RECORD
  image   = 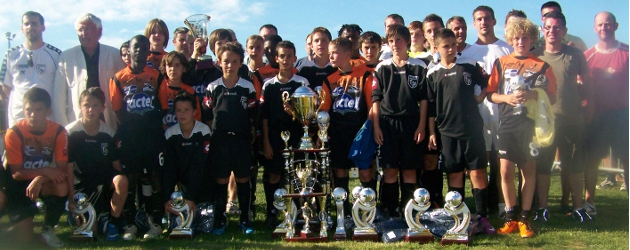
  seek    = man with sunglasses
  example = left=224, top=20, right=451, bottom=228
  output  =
left=1, top=11, right=61, bottom=127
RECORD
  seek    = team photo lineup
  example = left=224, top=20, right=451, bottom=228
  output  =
left=0, top=0, right=627, bottom=247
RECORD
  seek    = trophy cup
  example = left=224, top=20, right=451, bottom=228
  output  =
left=317, top=111, right=330, bottom=149
left=509, top=75, right=526, bottom=115
left=333, top=187, right=348, bottom=240
left=70, top=193, right=96, bottom=241
left=282, top=84, right=324, bottom=149
left=281, top=131, right=291, bottom=150
left=404, top=188, right=433, bottom=244
left=184, top=14, right=211, bottom=56
left=440, top=191, right=471, bottom=246
left=168, top=191, right=194, bottom=239
left=351, top=187, right=379, bottom=242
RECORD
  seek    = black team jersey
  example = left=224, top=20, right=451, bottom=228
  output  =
left=297, top=60, right=338, bottom=90
left=66, top=120, right=120, bottom=187
left=371, top=58, right=428, bottom=117
left=260, top=75, right=308, bottom=130
left=163, top=120, right=211, bottom=202
left=427, top=57, right=486, bottom=139
left=203, top=77, right=258, bottom=136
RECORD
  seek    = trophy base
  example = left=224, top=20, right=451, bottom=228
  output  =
left=352, top=233, right=379, bottom=242
left=334, top=233, right=347, bottom=241
left=272, top=228, right=287, bottom=239
left=440, top=235, right=470, bottom=246
left=168, top=229, right=193, bottom=240
left=285, top=235, right=328, bottom=243
left=300, top=231, right=313, bottom=238
left=69, top=235, right=96, bottom=242
left=405, top=234, right=434, bottom=244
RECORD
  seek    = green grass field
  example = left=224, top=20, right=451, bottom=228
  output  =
left=1, top=172, right=628, bottom=249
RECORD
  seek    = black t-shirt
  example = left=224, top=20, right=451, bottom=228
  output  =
left=66, top=120, right=119, bottom=187
left=260, top=75, right=307, bottom=130
left=427, top=58, right=486, bottom=139
left=297, top=60, right=338, bottom=90
left=163, top=121, right=211, bottom=202
left=203, top=77, right=257, bottom=136
left=372, top=57, right=428, bottom=117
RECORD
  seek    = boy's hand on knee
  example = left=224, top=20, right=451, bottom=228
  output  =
left=26, top=177, right=45, bottom=201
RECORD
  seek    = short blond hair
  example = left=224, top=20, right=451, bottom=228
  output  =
left=504, top=19, right=539, bottom=46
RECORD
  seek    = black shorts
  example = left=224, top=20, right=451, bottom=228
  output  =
left=439, top=135, right=487, bottom=173
left=586, top=109, right=629, bottom=161
left=497, top=129, right=537, bottom=165
left=116, top=128, right=165, bottom=175
left=379, top=115, right=424, bottom=170
left=210, top=133, right=254, bottom=179
left=537, top=124, right=585, bottom=175
left=4, top=177, right=39, bottom=223
left=264, top=126, right=302, bottom=176
left=329, top=123, right=362, bottom=170
left=420, top=121, right=441, bottom=156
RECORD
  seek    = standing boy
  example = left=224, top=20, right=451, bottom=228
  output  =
left=359, top=31, right=382, bottom=69
left=298, top=27, right=338, bottom=90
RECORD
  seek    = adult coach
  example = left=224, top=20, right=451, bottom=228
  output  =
left=1, top=11, right=61, bottom=127
left=53, top=13, right=126, bottom=128
left=533, top=1, right=588, bottom=52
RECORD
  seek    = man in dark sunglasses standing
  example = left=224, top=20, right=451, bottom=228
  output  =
left=0, top=11, right=61, bottom=128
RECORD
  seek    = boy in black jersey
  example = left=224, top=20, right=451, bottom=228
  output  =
left=426, top=29, right=495, bottom=234
left=260, top=41, right=307, bottom=228
left=359, top=31, right=382, bottom=69
left=203, top=43, right=257, bottom=235
left=163, top=92, right=211, bottom=220
left=66, top=87, right=128, bottom=241
left=298, top=27, right=338, bottom=90
left=372, top=24, right=427, bottom=217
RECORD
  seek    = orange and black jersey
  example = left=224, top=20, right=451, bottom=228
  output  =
left=66, top=120, right=119, bottom=186
left=109, top=65, right=163, bottom=131
left=147, top=51, right=166, bottom=69
left=427, top=57, right=486, bottom=139
left=203, top=77, right=257, bottom=136
left=5, top=120, right=68, bottom=171
left=372, top=58, right=428, bottom=117
left=350, top=56, right=367, bottom=67
left=158, top=79, right=201, bottom=128
left=250, top=64, right=298, bottom=88
left=297, top=60, right=338, bottom=90
left=320, top=65, right=373, bottom=126
left=163, top=120, right=211, bottom=202
left=260, top=75, right=308, bottom=129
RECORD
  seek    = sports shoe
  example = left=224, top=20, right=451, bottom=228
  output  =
left=264, top=213, right=278, bottom=229
left=213, top=214, right=228, bottom=235
left=143, top=222, right=163, bottom=239
left=620, top=182, right=627, bottom=191
left=560, top=204, right=573, bottom=216
left=534, top=208, right=550, bottom=222
left=498, top=203, right=506, bottom=220
left=573, top=208, right=593, bottom=222
left=518, top=221, right=535, bottom=238
left=106, top=223, right=120, bottom=241
left=238, top=220, right=255, bottom=235
left=40, top=226, right=64, bottom=248
left=122, top=225, right=137, bottom=241
left=583, top=202, right=597, bottom=216
left=596, top=179, right=615, bottom=189
left=497, top=220, right=519, bottom=235
left=478, top=216, right=496, bottom=234
left=227, top=201, right=240, bottom=215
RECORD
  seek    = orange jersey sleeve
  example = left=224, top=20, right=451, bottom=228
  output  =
left=320, top=80, right=332, bottom=111
left=4, top=127, right=23, bottom=165
left=181, top=84, right=202, bottom=121
left=54, top=125, right=69, bottom=162
left=363, top=74, right=373, bottom=106
left=110, top=72, right=124, bottom=111
left=486, top=60, right=501, bottom=94
left=158, top=80, right=169, bottom=110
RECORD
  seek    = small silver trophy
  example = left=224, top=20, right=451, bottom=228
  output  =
left=440, top=191, right=471, bottom=246
left=70, top=192, right=96, bottom=241
left=301, top=202, right=314, bottom=237
left=332, top=187, right=348, bottom=240
left=404, top=188, right=433, bottom=244
left=351, top=187, right=379, bottom=241
left=317, top=110, right=330, bottom=149
left=510, top=75, right=526, bottom=115
left=184, top=14, right=210, bottom=56
left=168, top=191, right=193, bottom=239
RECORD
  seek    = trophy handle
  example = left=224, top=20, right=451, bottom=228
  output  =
left=316, top=88, right=326, bottom=113
left=281, top=91, right=296, bottom=121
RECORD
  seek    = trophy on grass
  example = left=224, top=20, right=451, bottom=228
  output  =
left=272, top=188, right=297, bottom=238
left=168, top=191, right=194, bottom=239
left=440, top=191, right=471, bottom=246
left=351, top=187, right=379, bottom=242
left=332, top=187, right=348, bottom=240
left=70, top=192, right=96, bottom=241
left=282, top=83, right=325, bottom=150
left=404, top=188, right=433, bottom=244
left=301, top=202, right=314, bottom=237
left=184, top=14, right=211, bottom=56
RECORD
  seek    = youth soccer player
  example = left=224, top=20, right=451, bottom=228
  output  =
left=487, top=19, right=557, bottom=238
left=408, top=21, right=426, bottom=58
left=120, top=41, right=130, bottom=65
left=420, top=14, right=445, bottom=64
left=260, top=41, right=307, bottom=228
left=203, top=43, right=257, bottom=235
left=298, top=27, right=338, bottom=90
left=66, top=87, right=128, bottom=241
left=246, top=35, right=265, bottom=73
left=338, top=24, right=365, bottom=65
left=158, top=51, right=201, bottom=129
left=144, top=18, right=169, bottom=69
left=372, top=24, right=426, bottom=217
left=426, top=29, right=494, bottom=234
left=4, top=87, right=68, bottom=247
left=359, top=31, right=382, bottom=69
left=109, top=35, right=165, bottom=240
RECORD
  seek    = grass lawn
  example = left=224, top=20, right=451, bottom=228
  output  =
left=1, top=172, right=627, bottom=249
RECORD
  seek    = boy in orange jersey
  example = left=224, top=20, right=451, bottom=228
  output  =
left=144, top=18, right=169, bottom=69
left=158, top=51, right=201, bottom=129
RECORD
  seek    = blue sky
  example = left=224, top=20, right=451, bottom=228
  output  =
left=0, top=0, right=627, bottom=59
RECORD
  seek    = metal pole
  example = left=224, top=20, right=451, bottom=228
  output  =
left=5, top=32, right=15, bottom=50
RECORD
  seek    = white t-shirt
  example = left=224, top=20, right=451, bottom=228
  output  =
left=0, top=43, right=61, bottom=127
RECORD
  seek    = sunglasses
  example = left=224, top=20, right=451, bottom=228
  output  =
left=27, top=52, right=33, bottom=67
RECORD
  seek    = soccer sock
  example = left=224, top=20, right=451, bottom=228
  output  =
left=361, top=179, right=377, bottom=193
left=381, top=181, right=399, bottom=216
left=400, top=183, right=417, bottom=209
left=504, top=206, right=516, bottom=221
left=42, top=195, right=67, bottom=228
left=150, top=190, right=164, bottom=224
left=216, top=183, right=229, bottom=223
left=423, top=169, right=444, bottom=206
left=472, top=188, right=489, bottom=218
left=448, top=186, right=466, bottom=200
left=334, top=176, right=351, bottom=216
left=264, top=182, right=280, bottom=216
left=237, top=181, right=252, bottom=223
left=520, top=209, right=530, bottom=223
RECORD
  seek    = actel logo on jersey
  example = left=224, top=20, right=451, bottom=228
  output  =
left=163, top=109, right=177, bottom=126
left=23, top=156, right=50, bottom=169
left=126, top=93, right=155, bottom=115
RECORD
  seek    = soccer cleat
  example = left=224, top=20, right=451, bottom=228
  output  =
left=122, top=225, right=137, bottom=241
left=497, top=220, right=519, bottom=235
left=596, top=179, right=615, bottom=189
left=143, top=222, right=163, bottom=239
left=478, top=216, right=496, bottom=234
left=583, top=202, right=597, bottom=216
left=572, top=208, right=593, bottom=222
left=238, top=220, right=255, bottom=235
left=106, top=223, right=120, bottom=241
left=40, top=226, right=64, bottom=248
left=534, top=208, right=550, bottom=222
left=518, top=221, right=535, bottom=238
left=620, top=182, right=627, bottom=191
left=213, top=214, right=228, bottom=235
left=227, top=201, right=240, bottom=215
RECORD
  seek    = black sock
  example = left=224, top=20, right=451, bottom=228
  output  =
left=237, top=181, right=252, bottom=223
left=423, top=169, right=444, bottom=206
left=150, top=190, right=164, bottom=224
left=265, top=182, right=280, bottom=216
left=520, top=210, right=530, bottom=223
left=334, top=176, right=350, bottom=215
left=472, top=188, right=488, bottom=218
left=448, top=186, right=466, bottom=201
left=216, top=183, right=228, bottom=223
left=42, top=195, right=66, bottom=227
left=381, top=182, right=399, bottom=216
left=400, top=183, right=417, bottom=209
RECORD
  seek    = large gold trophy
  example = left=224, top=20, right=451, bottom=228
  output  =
left=70, top=193, right=96, bottom=242
left=281, top=84, right=325, bottom=150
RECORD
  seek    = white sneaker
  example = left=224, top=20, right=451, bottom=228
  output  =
left=40, top=226, right=64, bottom=248
left=143, top=222, right=163, bottom=239
left=620, top=182, right=627, bottom=191
left=122, top=225, right=137, bottom=241
left=227, top=200, right=240, bottom=215
left=583, top=202, right=597, bottom=216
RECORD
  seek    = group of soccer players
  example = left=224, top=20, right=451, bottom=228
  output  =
left=0, top=0, right=627, bottom=247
